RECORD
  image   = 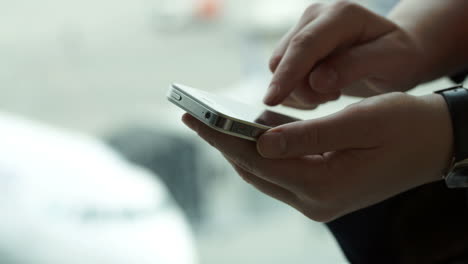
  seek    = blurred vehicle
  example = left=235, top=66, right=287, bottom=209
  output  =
left=0, top=113, right=196, bottom=264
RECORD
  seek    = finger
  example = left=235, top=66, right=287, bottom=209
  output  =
left=341, top=80, right=381, bottom=98
left=264, top=2, right=396, bottom=106
left=269, top=3, right=323, bottom=73
left=277, top=78, right=340, bottom=109
left=281, top=91, right=340, bottom=109
left=224, top=156, right=299, bottom=207
left=287, top=82, right=341, bottom=106
left=256, top=107, right=379, bottom=158
left=281, top=96, right=318, bottom=110
left=254, top=111, right=300, bottom=127
left=310, top=36, right=400, bottom=94
left=181, top=114, right=313, bottom=189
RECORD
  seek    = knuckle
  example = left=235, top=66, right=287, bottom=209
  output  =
left=331, top=0, right=359, bottom=11
left=329, top=0, right=363, bottom=17
left=311, top=212, right=334, bottom=223
left=290, top=32, right=310, bottom=47
left=233, top=156, right=258, bottom=175
left=300, top=195, right=343, bottom=222
left=344, top=103, right=374, bottom=127
left=269, top=55, right=282, bottom=72
left=302, top=3, right=323, bottom=18
left=387, top=91, right=411, bottom=101
left=316, top=211, right=339, bottom=223
left=237, top=170, right=254, bottom=185
left=273, top=63, right=295, bottom=80
left=301, top=207, right=338, bottom=223
left=343, top=98, right=375, bottom=116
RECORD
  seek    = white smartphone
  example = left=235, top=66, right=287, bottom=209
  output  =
left=167, top=83, right=299, bottom=141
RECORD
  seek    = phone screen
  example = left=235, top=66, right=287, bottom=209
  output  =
left=175, top=84, right=299, bottom=128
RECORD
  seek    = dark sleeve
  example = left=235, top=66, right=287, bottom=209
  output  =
left=326, top=182, right=468, bottom=264
left=450, top=69, right=468, bottom=84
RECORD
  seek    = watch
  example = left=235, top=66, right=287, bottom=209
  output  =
left=434, top=85, right=468, bottom=188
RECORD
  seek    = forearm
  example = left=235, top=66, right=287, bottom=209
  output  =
left=388, top=0, right=468, bottom=83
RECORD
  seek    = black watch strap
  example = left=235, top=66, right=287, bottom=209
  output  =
left=436, top=85, right=468, bottom=162
left=435, top=85, right=468, bottom=187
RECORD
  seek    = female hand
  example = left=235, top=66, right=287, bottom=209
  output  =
left=183, top=92, right=452, bottom=222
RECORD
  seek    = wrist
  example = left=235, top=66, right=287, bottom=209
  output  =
left=396, top=25, right=452, bottom=84
left=388, top=0, right=468, bottom=83
left=387, top=6, right=440, bottom=83
left=390, top=27, right=434, bottom=86
left=418, top=93, right=454, bottom=180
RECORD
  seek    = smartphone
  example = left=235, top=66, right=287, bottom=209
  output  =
left=167, top=83, right=299, bottom=141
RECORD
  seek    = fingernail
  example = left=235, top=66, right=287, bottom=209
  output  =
left=263, top=84, right=279, bottom=105
left=310, top=67, right=338, bottom=93
left=257, top=132, right=287, bottom=158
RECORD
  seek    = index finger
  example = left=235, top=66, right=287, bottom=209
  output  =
left=269, top=3, right=323, bottom=73
left=264, top=2, right=396, bottom=106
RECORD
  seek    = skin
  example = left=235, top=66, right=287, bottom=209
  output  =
left=183, top=0, right=468, bottom=221
left=183, top=92, right=452, bottom=222
left=264, top=0, right=468, bottom=109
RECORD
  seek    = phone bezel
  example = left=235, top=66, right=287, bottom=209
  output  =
left=167, top=83, right=270, bottom=141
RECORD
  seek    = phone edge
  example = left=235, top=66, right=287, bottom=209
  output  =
left=167, top=84, right=269, bottom=141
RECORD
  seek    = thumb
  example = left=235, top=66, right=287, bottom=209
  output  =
left=257, top=109, right=375, bottom=158
left=309, top=39, right=391, bottom=94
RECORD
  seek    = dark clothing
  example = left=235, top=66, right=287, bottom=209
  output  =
left=450, top=70, right=468, bottom=85
left=326, top=72, right=468, bottom=264
left=327, top=182, right=468, bottom=263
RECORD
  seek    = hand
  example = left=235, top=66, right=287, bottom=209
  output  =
left=264, top=1, right=426, bottom=109
left=182, top=92, right=452, bottom=222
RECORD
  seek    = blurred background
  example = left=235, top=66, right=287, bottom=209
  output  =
left=1, top=0, right=448, bottom=263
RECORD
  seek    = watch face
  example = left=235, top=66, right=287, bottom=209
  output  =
left=446, top=159, right=468, bottom=188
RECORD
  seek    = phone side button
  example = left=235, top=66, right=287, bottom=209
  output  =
left=170, top=92, right=182, bottom=101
